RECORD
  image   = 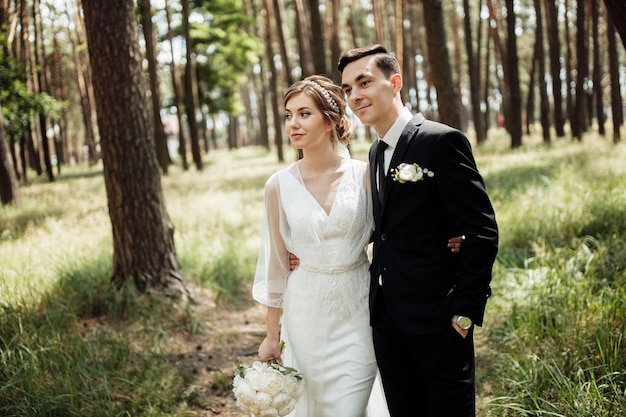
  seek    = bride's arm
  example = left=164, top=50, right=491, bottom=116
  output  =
left=258, top=307, right=283, bottom=361
left=253, top=175, right=291, bottom=361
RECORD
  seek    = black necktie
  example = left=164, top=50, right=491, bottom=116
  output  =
left=376, top=141, right=388, bottom=204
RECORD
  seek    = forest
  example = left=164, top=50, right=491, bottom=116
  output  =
left=0, top=0, right=625, bottom=416
left=1, top=0, right=624, bottom=193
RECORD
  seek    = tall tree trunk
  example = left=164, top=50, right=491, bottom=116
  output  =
left=308, top=0, right=326, bottom=75
left=602, top=0, right=626, bottom=49
left=330, top=0, right=341, bottom=84
left=262, top=0, right=284, bottom=162
left=345, top=0, right=360, bottom=49
left=564, top=0, right=574, bottom=135
left=607, top=14, right=622, bottom=143
left=394, top=0, right=403, bottom=75
left=451, top=7, right=466, bottom=131
left=534, top=0, right=550, bottom=143
left=526, top=46, right=537, bottom=135
left=504, top=0, right=523, bottom=148
left=463, top=0, right=486, bottom=143
left=483, top=20, right=492, bottom=133
left=19, top=0, right=42, bottom=176
left=272, top=0, right=293, bottom=86
left=404, top=0, right=419, bottom=110
left=421, top=0, right=461, bottom=129
left=139, top=0, right=170, bottom=174
left=245, top=0, right=269, bottom=149
left=164, top=0, right=188, bottom=170
left=544, top=0, right=565, bottom=137
left=0, top=102, right=20, bottom=206
left=52, top=36, right=68, bottom=170
left=293, top=0, right=313, bottom=76
left=181, top=0, right=203, bottom=170
left=372, top=0, right=385, bottom=45
left=73, top=0, right=99, bottom=164
left=81, top=0, right=188, bottom=298
left=572, top=0, right=587, bottom=141
left=487, top=0, right=507, bottom=133
left=591, top=0, right=605, bottom=136
left=33, top=0, right=54, bottom=181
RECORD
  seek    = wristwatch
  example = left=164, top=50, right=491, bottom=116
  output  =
left=453, top=315, right=473, bottom=330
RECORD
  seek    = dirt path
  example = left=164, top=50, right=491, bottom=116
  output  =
left=183, top=285, right=490, bottom=416
left=173, top=286, right=266, bottom=416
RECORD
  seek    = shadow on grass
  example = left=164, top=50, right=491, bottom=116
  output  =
left=51, top=167, right=104, bottom=183
left=0, top=205, right=65, bottom=241
left=0, top=250, right=256, bottom=415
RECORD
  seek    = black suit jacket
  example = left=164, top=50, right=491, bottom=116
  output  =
left=369, top=113, right=498, bottom=335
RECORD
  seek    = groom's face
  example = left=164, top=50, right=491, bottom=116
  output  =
left=341, top=56, right=396, bottom=131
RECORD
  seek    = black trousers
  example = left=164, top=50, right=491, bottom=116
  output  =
left=372, top=294, right=476, bottom=417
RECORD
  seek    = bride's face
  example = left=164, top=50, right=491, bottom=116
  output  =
left=284, top=93, right=332, bottom=151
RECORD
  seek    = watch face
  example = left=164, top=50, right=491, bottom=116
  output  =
left=457, top=316, right=472, bottom=329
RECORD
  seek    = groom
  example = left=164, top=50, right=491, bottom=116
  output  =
left=338, top=45, right=498, bottom=416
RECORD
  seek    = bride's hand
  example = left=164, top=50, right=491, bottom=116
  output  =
left=258, top=337, right=282, bottom=362
left=448, top=235, right=465, bottom=253
left=289, top=252, right=300, bottom=270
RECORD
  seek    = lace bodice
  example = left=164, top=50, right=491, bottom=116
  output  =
left=252, top=158, right=373, bottom=308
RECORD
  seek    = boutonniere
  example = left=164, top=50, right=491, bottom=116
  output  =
left=391, top=162, right=434, bottom=183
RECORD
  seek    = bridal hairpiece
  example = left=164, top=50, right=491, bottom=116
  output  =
left=301, top=79, right=340, bottom=112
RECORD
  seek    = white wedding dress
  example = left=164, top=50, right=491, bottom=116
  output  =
left=253, top=157, right=390, bottom=417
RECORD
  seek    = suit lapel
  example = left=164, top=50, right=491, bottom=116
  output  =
left=380, top=113, right=426, bottom=215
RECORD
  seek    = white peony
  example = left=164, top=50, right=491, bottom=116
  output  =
left=233, top=358, right=304, bottom=417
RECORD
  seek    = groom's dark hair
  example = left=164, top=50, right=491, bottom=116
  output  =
left=337, top=44, right=400, bottom=78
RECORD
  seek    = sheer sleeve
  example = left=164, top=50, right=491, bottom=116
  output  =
left=252, top=173, right=291, bottom=308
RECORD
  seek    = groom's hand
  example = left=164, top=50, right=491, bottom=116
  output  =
left=448, top=235, right=465, bottom=253
left=451, top=319, right=470, bottom=339
left=289, top=253, right=300, bottom=270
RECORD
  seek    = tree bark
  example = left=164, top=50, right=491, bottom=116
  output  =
left=504, top=0, right=523, bottom=148
left=544, top=0, right=565, bottom=137
left=262, top=0, right=284, bottom=162
left=602, top=0, right=626, bottom=49
left=81, top=0, right=188, bottom=298
left=308, top=0, right=326, bottom=75
left=164, top=0, right=188, bottom=170
left=572, top=0, right=587, bottom=141
left=463, top=0, right=486, bottom=143
left=293, top=0, right=313, bottom=76
left=372, top=0, right=385, bottom=45
left=564, top=0, right=574, bottom=135
left=181, top=0, right=203, bottom=170
left=245, top=0, right=269, bottom=149
left=139, top=0, right=170, bottom=174
left=0, top=102, right=20, bottom=206
left=19, top=0, right=42, bottom=176
left=607, top=14, right=623, bottom=143
left=591, top=0, right=605, bottom=137
left=73, top=0, right=99, bottom=164
left=330, top=0, right=341, bottom=84
left=422, top=0, right=461, bottom=129
left=534, top=0, right=550, bottom=143
left=33, top=0, right=54, bottom=181
left=272, top=0, right=293, bottom=86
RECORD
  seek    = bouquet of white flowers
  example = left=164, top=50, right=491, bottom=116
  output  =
left=233, top=356, right=305, bottom=417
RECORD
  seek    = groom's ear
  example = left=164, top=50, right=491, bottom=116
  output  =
left=391, top=73, right=403, bottom=93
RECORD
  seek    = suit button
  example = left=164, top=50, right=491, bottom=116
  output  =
left=381, top=234, right=387, bottom=241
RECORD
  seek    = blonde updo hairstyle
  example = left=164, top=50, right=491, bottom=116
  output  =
left=284, top=75, right=352, bottom=147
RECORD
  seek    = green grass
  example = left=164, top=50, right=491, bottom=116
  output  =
left=1, top=131, right=625, bottom=416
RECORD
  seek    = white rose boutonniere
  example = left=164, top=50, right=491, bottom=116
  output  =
left=391, top=162, right=434, bottom=183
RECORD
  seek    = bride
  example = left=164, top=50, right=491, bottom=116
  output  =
left=252, top=75, right=389, bottom=417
